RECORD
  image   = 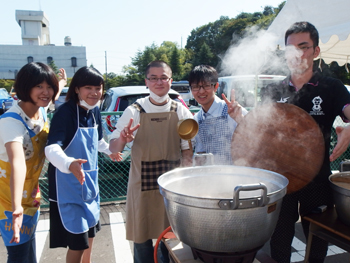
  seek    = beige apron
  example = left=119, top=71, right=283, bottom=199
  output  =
left=126, top=101, right=181, bottom=243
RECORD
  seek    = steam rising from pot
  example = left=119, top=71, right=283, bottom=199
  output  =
left=219, top=26, right=289, bottom=76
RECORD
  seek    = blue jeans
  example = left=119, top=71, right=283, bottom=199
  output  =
left=6, top=236, right=36, bottom=263
left=134, top=239, right=169, bottom=263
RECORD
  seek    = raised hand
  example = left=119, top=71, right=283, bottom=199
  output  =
left=58, top=68, right=67, bottom=86
left=109, top=152, right=123, bottom=162
left=330, top=125, right=350, bottom=162
left=222, top=89, right=244, bottom=123
left=120, top=118, right=140, bottom=143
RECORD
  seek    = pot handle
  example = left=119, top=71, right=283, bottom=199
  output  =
left=218, top=183, right=268, bottom=210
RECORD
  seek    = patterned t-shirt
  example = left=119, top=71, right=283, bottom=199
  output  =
left=0, top=102, right=46, bottom=161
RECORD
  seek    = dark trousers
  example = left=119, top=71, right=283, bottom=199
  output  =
left=6, top=236, right=36, bottom=263
left=134, top=239, right=169, bottom=263
left=270, top=179, right=333, bottom=263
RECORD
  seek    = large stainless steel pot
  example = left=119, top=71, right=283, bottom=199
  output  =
left=329, top=172, right=350, bottom=227
left=158, top=165, right=288, bottom=252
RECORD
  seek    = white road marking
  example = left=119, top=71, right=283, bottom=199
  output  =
left=109, top=212, right=133, bottom=262
left=290, top=237, right=347, bottom=262
left=35, top=219, right=49, bottom=262
left=327, top=245, right=346, bottom=256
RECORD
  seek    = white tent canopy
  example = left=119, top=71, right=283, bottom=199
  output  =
left=267, top=0, right=350, bottom=66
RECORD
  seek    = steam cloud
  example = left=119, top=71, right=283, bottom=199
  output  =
left=219, top=25, right=287, bottom=76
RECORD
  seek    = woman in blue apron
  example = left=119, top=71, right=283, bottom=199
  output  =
left=0, top=62, right=65, bottom=263
left=45, top=66, right=122, bottom=263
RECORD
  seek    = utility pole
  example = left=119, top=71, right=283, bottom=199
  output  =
left=105, top=51, right=108, bottom=90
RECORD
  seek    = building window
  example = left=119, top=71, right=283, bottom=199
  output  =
left=47, top=56, right=53, bottom=64
left=71, top=57, right=77, bottom=67
left=27, top=56, right=33, bottom=63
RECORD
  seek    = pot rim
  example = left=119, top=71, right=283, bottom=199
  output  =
left=329, top=172, right=350, bottom=197
left=158, top=165, right=289, bottom=209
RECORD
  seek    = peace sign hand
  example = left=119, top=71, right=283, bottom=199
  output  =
left=222, top=89, right=244, bottom=123
left=120, top=118, right=140, bottom=143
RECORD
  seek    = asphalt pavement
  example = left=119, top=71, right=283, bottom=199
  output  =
left=0, top=202, right=348, bottom=263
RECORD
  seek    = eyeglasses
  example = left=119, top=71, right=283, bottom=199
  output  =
left=286, top=45, right=314, bottom=53
left=146, top=77, right=171, bottom=83
left=298, top=46, right=314, bottom=52
left=190, top=84, right=214, bottom=92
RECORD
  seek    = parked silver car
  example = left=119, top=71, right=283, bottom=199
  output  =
left=171, top=80, right=193, bottom=106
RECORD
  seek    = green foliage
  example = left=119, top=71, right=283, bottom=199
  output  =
left=169, top=46, right=182, bottom=77
left=48, top=60, right=60, bottom=75
left=0, top=79, right=14, bottom=92
left=193, top=43, right=214, bottom=67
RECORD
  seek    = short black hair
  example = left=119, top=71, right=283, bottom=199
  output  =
left=14, top=62, right=59, bottom=103
left=66, top=66, right=105, bottom=103
left=285, top=21, right=319, bottom=47
left=188, top=65, right=218, bottom=86
left=145, top=60, right=172, bottom=77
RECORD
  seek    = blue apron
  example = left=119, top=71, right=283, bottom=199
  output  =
left=198, top=104, right=233, bottom=165
left=56, top=105, right=99, bottom=234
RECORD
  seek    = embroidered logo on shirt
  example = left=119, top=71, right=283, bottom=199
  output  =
left=310, top=96, right=325, bottom=116
left=277, top=97, right=289, bottom=103
left=151, top=117, right=167, bottom=122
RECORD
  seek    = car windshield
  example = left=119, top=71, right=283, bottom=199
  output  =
left=119, top=94, right=149, bottom=111
left=171, top=84, right=190, bottom=93
left=0, top=90, right=9, bottom=98
left=60, top=88, right=69, bottom=96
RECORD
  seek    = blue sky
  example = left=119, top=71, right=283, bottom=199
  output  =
left=0, top=0, right=284, bottom=75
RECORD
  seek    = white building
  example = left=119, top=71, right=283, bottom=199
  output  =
left=0, top=10, right=87, bottom=79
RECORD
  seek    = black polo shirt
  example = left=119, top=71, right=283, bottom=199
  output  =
left=260, top=71, right=350, bottom=179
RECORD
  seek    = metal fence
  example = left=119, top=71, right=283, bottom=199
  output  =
left=38, top=111, right=349, bottom=208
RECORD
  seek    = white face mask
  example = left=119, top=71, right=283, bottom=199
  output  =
left=149, top=90, right=169, bottom=104
left=79, top=99, right=100, bottom=110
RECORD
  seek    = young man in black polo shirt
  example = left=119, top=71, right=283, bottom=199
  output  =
left=261, top=21, right=350, bottom=263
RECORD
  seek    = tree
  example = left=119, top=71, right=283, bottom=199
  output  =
left=262, top=6, right=274, bottom=16
left=186, top=16, right=231, bottom=66
left=185, top=4, right=286, bottom=68
left=129, top=41, right=190, bottom=81
left=132, top=45, right=157, bottom=75
left=169, top=46, right=182, bottom=78
left=0, top=79, right=14, bottom=92
left=193, top=43, right=214, bottom=67
left=48, top=60, right=59, bottom=74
